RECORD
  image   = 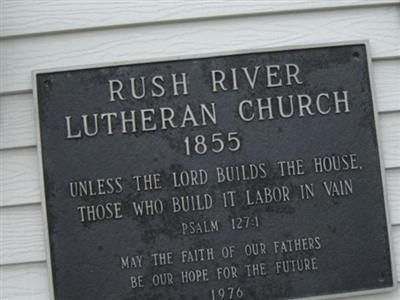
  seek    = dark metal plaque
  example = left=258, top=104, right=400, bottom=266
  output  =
left=35, top=43, right=395, bottom=300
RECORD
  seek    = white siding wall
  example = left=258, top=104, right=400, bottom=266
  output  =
left=0, top=1, right=399, bottom=299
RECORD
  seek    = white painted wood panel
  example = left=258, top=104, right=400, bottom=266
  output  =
left=1, top=225, right=400, bottom=300
left=0, top=204, right=46, bottom=265
left=0, top=262, right=50, bottom=300
left=0, top=93, right=36, bottom=149
left=1, top=6, right=399, bottom=95
left=387, top=168, right=400, bottom=225
left=379, top=112, right=400, bottom=169
left=1, top=0, right=398, bottom=38
left=0, top=147, right=40, bottom=207
left=373, top=60, right=400, bottom=112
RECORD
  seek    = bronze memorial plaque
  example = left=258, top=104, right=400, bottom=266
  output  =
left=34, top=43, right=395, bottom=300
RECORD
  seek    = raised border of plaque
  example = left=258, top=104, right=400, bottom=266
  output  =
left=33, top=41, right=397, bottom=300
